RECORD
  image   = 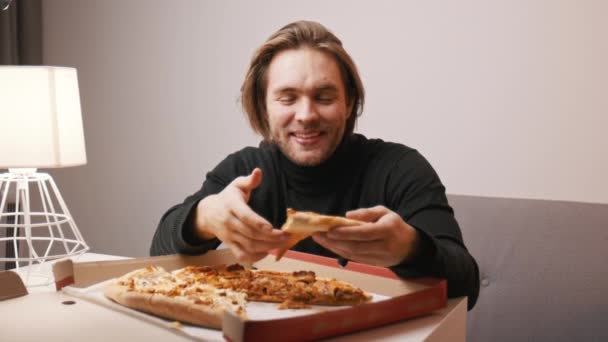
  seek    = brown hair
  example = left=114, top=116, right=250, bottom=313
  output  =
left=240, top=20, right=365, bottom=140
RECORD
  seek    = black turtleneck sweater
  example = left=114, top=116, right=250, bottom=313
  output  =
left=150, top=134, right=480, bottom=309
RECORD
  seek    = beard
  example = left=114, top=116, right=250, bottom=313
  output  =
left=270, top=123, right=345, bottom=167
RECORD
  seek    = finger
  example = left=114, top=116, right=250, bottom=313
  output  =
left=345, top=205, right=390, bottom=223
left=314, top=233, right=385, bottom=254
left=228, top=214, right=282, bottom=243
left=228, top=241, right=268, bottom=263
left=247, top=252, right=269, bottom=262
left=231, top=168, right=263, bottom=193
left=232, top=200, right=271, bottom=231
left=228, top=227, right=286, bottom=253
left=228, top=242, right=247, bottom=261
left=311, top=233, right=344, bottom=257
left=230, top=202, right=286, bottom=242
left=327, top=223, right=389, bottom=241
left=312, top=234, right=384, bottom=263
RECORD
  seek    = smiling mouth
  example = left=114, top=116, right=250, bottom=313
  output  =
left=290, top=131, right=325, bottom=145
left=291, top=131, right=323, bottom=139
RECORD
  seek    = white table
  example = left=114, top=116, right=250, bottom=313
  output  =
left=0, top=253, right=467, bottom=341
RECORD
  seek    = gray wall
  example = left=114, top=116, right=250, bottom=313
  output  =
left=40, top=0, right=608, bottom=257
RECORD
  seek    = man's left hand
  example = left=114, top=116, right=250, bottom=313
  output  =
left=312, top=206, right=420, bottom=267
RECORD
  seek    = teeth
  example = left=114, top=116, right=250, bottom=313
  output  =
left=294, top=132, right=320, bottom=138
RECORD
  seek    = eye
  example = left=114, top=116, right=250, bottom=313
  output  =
left=316, top=96, right=335, bottom=104
left=278, top=95, right=296, bottom=105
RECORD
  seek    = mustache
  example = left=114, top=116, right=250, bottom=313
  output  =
left=289, top=124, right=325, bottom=131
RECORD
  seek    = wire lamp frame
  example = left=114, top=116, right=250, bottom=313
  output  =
left=0, top=66, right=89, bottom=286
left=0, top=170, right=89, bottom=286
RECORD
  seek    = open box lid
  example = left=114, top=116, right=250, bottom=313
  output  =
left=0, top=270, right=28, bottom=300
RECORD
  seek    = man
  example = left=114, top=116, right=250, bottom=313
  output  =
left=151, top=21, right=479, bottom=309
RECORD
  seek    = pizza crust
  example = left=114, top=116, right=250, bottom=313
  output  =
left=104, top=283, right=227, bottom=329
left=276, top=209, right=364, bottom=261
left=103, top=266, right=248, bottom=330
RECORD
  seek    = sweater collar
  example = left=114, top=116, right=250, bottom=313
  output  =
left=274, top=134, right=357, bottom=192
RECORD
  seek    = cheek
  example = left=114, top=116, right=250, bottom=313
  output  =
left=267, top=106, right=294, bottom=130
left=320, top=103, right=348, bottom=122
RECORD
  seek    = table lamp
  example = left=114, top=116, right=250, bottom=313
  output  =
left=0, top=66, right=89, bottom=286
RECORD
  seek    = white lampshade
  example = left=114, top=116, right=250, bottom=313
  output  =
left=0, top=66, right=87, bottom=168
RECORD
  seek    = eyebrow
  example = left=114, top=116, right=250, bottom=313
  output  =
left=272, top=84, right=339, bottom=95
left=273, top=87, right=298, bottom=95
left=316, top=85, right=339, bottom=93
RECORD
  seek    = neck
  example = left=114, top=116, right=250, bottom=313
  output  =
left=275, top=134, right=356, bottom=192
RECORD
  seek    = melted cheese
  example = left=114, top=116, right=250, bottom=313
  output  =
left=114, top=265, right=246, bottom=314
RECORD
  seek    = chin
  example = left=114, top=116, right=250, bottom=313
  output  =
left=283, top=147, right=329, bottom=167
left=293, top=156, right=324, bottom=167
left=273, top=134, right=339, bottom=166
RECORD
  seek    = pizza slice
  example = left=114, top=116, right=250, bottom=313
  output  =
left=276, top=208, right=365, bottom=261
left=104, top=265, right=247, bottom=329
left=247, top=269, right=372, bottom=308
left=174, top=264, right=372, bottom=309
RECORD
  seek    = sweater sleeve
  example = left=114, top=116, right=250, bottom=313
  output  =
left=150, top=156, right=239, bottom=256
left=149, top=188, right=222, bottom=256
left=386, top=151, right=480, bottom=310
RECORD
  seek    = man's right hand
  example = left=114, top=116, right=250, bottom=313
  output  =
left=193, top=168, right=288, bottom=262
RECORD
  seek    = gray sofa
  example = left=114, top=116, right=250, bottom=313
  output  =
left=449, top=195, right=608, bottom=341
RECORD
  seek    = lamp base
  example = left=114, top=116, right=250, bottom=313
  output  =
left=0, top=169, right=89, bottom=287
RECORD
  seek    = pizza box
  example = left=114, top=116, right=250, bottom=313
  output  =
left=1, top=249, right=451, bottom=341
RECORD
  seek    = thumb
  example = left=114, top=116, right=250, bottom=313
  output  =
left=233, top=168, right=263, bottom=194
left=346, top=205, right=389, bottom=223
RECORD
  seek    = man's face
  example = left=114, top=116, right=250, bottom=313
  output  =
left=265, top=48, right=351, bottom=166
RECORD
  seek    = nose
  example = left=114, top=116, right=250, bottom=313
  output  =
left=294, top=98, right=319, bottom=122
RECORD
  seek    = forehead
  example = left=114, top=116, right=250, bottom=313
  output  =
left=266, top=48, right=344, bottom=93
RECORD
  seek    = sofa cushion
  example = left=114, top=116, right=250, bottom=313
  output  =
left=449, top=195, right=608, bottom=342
